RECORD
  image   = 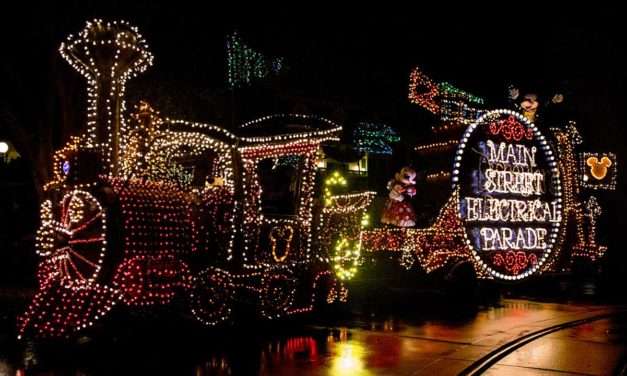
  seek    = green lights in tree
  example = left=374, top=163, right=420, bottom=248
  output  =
left=353, top=122, right=400, bottom=155
left=226, top=31, right=284, bottom=89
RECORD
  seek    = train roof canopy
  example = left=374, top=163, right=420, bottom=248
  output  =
left=236, top=114, right=342, bottom=147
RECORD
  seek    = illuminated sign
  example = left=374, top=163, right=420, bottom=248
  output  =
left=452, top=110, right=563, bottom=280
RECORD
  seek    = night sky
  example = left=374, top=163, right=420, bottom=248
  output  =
left=1, top=4, right=626, bottom=285
left=2, top=5, right=625, bottom=140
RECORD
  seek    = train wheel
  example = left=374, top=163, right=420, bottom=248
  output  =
left=259, top=267, right=296, bottom=319
left=35, top=190, right=107, bottom=287
left=311, top=272, right=348, bottom=317
left=189, top=267, right=232, bottom=326
left=112, top=257, right=145, bottom=305
left=312, top=272, right=340, bottom=307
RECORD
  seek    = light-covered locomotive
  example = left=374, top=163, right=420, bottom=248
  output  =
left=18, top=20, right=373, bottom=339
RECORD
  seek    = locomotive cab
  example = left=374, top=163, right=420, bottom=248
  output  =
left=236, top=120, right=327, bottom=268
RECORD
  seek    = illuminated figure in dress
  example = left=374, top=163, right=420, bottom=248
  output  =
left=381, top=167, right=417, bottom=227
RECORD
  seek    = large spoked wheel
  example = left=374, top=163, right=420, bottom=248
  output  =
left=259, top=266, right=296, bottom=319
left=35, top=190, right=107, bottom=287
left=189, top=267, right=232, bottom=326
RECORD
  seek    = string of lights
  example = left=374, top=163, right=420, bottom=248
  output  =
left=414, top=139, right=459, bottom=154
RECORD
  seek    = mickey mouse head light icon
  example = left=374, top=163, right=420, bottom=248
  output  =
left=586, top=156, right=612, bottom=180
left=581, top=152, right=617, bottom=191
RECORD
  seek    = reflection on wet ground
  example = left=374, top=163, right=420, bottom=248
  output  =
left=488, top=316, right=627, bottom=375
left=0, top=298, right=626, bottom=375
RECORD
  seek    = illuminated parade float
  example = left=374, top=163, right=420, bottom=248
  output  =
left=18, top=20, right=617, bottom=340
left=18, top=20, right=374, bottom=338
left=362, top=68, right=616, bottom=281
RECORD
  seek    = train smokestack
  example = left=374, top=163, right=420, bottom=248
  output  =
left=59, top=19, right=153, bottom=175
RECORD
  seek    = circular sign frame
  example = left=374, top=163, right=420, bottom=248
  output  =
left=452, top=109, right=563, bottom=280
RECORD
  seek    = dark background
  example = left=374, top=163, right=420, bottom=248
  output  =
left=0, top=3, right=625, bottom=295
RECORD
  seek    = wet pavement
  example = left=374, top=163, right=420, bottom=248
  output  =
left=0, top=297, right=626, bottom=375
left=486, top=315, right=627, bottom=375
